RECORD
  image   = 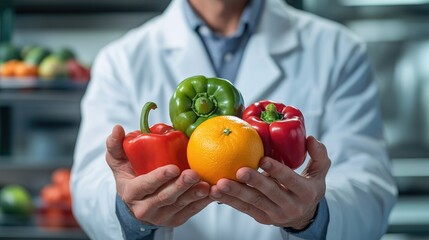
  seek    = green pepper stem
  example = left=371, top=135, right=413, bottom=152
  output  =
left=140, top=102, right=157, bottom=133
left=192, top=93, right=218, bottom=117
left=195, top=96, right=214, bottom=115
left=261, top=103, right=283, bottom=124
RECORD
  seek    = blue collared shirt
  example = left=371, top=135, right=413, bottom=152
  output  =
left=183, top=0, right=262, bottom=82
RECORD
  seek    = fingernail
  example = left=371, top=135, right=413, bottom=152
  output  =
left=260, top=159, right=271, bottom=170
left=196, top=190, right=206, bottom=197
left=237, top=172, right=250, bottom=182
left=184, top=174, right=198, bottom=184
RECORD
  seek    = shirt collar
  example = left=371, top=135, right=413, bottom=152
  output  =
left=183, top=0, right=263, bottom=37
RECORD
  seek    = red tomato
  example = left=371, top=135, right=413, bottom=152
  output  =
left=40, top=185, right=62, bottom=204
left=52, top=169, right=71, bottom=186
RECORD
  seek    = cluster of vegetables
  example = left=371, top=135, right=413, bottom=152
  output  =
left=38, top=168, right=78, bottom=228
left=123, top=75, right=308, bottom=184
left=0, top=168, right=77, bottom=228
left=0, top=43, right=90, bottom=82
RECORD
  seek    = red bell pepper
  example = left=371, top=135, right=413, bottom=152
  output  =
left=242, top=100, right=307, bottom=169
left=123, top=102, right=190, bottom=176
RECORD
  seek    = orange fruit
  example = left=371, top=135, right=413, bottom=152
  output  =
left=0, top=60, right=20, bottom=77
left=187, top=115, right=264, bottom=185
left=14, top=62, right=38, bottom=78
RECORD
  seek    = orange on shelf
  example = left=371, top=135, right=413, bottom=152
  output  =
left=0, top=60, right=38, bottom=78
left=14, top=62, right=38, bottom=78
left=0, top=60, right=20, bottom=77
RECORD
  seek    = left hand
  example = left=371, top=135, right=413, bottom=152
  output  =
left=209, top=136, right=331, bottom=230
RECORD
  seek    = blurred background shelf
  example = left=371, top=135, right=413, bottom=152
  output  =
left=0, top=226, right=88, bottom=240
left=0, top=78, right=87, bottom=91
left=388, top=196, right=429, bottom=235
left=0, top=0, right=170, bottom=14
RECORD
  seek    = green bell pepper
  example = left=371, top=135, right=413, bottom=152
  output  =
left=169, top=75, right=245, bottom=137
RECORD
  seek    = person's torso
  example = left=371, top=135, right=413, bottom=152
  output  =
left=100, top=0, right=362, bottom=238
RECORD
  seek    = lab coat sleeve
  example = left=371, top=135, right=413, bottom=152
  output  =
left=283, top=197, right=329, bottom=239
left=321, top=40, right=397, bottom=239
left=71, top=46, right=128, bottom=240
left=70, top=45, right=172, bottom=240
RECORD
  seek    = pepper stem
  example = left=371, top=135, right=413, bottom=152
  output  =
left=192, top=93, right=217, bottom=117
left=195, top=96, right=214, bottom=115
left=140, top=102, right=157, bottom=133
left=261, top=103, right=283, bottom=124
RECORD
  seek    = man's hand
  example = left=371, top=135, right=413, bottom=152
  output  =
left=106, top=125, right=212, bottom=227
left=209, top=136, right=331, bottom=230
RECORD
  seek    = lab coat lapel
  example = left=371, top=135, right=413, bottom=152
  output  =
left=236, top=0, right=300, bottom=104
left=159, top=0, right=215, bottom=85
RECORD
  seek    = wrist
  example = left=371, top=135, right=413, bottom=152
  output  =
left=283, top=202, right=319, bottom=232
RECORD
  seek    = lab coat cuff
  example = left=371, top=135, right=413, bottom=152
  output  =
left=116, top=193, right=159, bottom=239
left=283, top=197, right=329, bottom=240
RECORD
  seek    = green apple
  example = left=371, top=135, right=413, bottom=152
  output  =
left=39, top=55, right=68, bottom=81
left=24, top=47, right=51, bottom=66
left=0, top=185, right=33, bottom=218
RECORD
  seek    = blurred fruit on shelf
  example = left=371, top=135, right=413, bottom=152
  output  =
left=0, top=184, right=34, bottom=219
left=67, top=59, right=90, bottom=82
left=52, top=168, right=72, bottom=203
left=0, top=44, right=91, bottom=83
left=0, top=60, right=38, bottom=78
left=52, top=168, right=71, bottom=186
left=40, top=168, right=71, bottom=208
left=54, top=47, right=76, bottom=62
left=37, top=168, right=77, bottom=229
left=40, top=184, right=64, bottom=205
left=40, top=168, right=72, bottom=207
left=20, top=45, right=37, bottom=59
left=0, top=60, right=20, bottom=77
left=14, top=62, right=38, bottom=78
left=38, top=55, right=68, bottom=81
left=0, top=43, right=20, bottom=64
left=24, top=47, right=51, bottom=66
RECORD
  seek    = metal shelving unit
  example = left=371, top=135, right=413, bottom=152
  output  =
left=0, top=2, right=168, bottom=239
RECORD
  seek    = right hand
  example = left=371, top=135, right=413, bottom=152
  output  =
left=106, top=125, right=212, bottom=227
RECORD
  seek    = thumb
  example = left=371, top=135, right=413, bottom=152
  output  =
left=302, top=136, right=331, bottom=178
left=106, top=125, right=135, bottom=177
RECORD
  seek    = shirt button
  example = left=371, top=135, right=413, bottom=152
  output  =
left=224, top=52, right=233, bottom=62
left=140, top=227, right=146, bottom=232
left=199, top=26, right=211, bottom=36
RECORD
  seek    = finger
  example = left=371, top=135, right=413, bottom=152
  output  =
left=106, top=125, right=134, bottom=176
left=106, top=125, right=127, bottom=160
left=259, top=157, right=305, bottom=194
left=122, top=165, right=180, bottom=201
left=162, top=197, right=213, bottom=227
left=146, top=169, right=202, bottom=208
left=213, top=178, right=279, bottom=213
left=210, top=183, right=271, bottom=225
left=303, top=136, right=331, bottom=178
left=157, top=181, right=211, bottom=217
left=236, top=167, right=293, bottom=206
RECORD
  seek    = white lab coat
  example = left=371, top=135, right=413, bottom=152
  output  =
left=71, top=0, right=397, bottom=239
